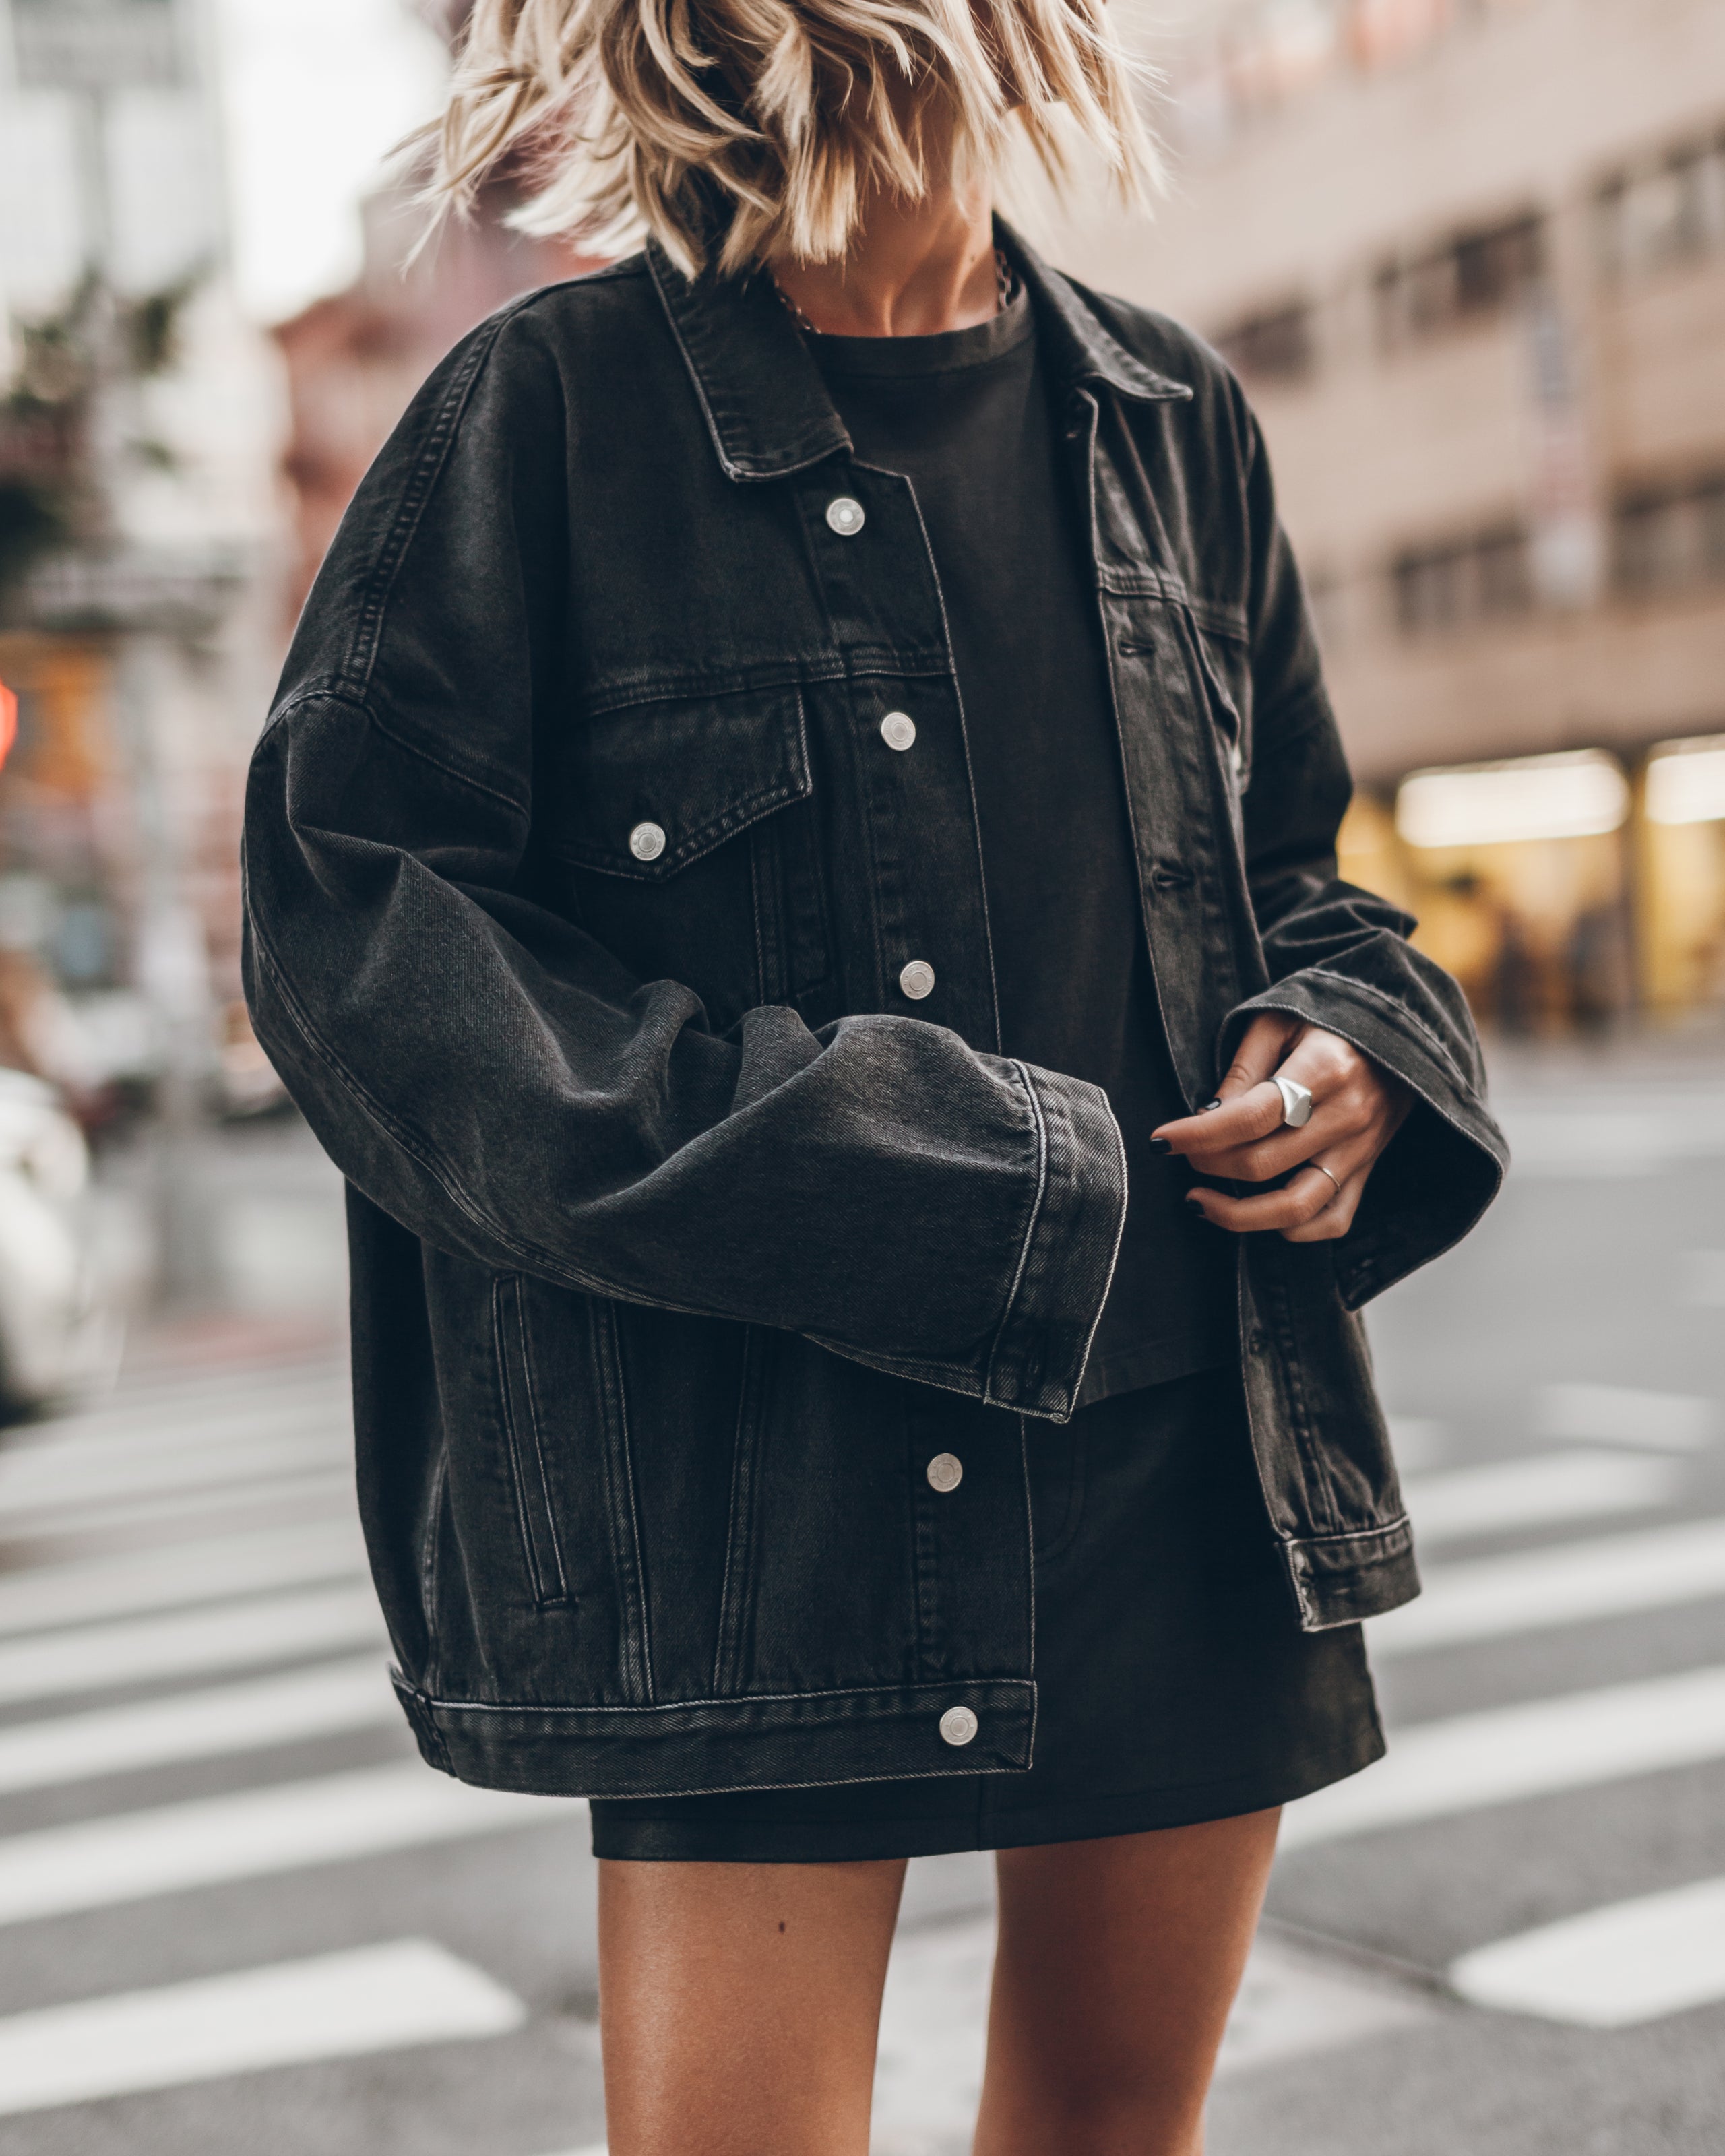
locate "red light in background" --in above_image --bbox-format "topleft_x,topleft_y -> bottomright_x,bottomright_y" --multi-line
0,681 -> 15,772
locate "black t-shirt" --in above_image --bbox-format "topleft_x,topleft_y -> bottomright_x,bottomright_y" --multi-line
809,292 -> 1234,1401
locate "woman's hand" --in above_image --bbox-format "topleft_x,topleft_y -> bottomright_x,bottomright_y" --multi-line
1151,1014 -> 1412,1242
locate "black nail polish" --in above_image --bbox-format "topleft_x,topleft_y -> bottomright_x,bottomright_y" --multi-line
1201,1098 -> 1222,1112
1149,1136 -> 1173,1155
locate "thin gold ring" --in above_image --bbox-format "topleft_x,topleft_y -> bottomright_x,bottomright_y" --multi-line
1310,1162 -> 1343,1204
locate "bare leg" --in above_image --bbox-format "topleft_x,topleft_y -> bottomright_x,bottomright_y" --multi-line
973,1809 -> 1282,2156
598,1855 -> 908,2156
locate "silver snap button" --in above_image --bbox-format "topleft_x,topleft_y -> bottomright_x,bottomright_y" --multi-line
628,821 -> 666,862
881,711 -> 916,752
939,1705 -> 978,1748
825,496 -> 866,537
926,1453 -> 963,1494
899,959 -> 935,1001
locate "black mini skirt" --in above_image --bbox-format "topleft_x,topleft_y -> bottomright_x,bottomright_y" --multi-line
590,1364 -> 1383,1862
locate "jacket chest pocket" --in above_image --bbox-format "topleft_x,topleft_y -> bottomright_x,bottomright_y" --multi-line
551,685 -> 832,1030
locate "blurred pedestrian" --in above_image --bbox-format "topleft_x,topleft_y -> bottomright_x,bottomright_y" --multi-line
243,0 -> 1507,2148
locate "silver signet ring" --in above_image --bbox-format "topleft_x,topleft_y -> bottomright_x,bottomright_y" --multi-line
1273,1074 -> 1314,1129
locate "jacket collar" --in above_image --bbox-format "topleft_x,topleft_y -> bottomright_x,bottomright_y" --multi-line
647,219 -> 1192,484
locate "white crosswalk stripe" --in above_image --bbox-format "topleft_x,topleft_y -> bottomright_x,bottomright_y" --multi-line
0,1583 -> 384,1707
9,1370 -> 345,1453
0,1463 -> 355,1550
1283,1663 -> 1725,1849
1533,1382 -> 1719,1453
0,1763 -> 574,1928
1402,1449 -> 1680,1546
1449,1876 -> 1725,2027
0,1519 -> 365,1639
0,1426 -> 350,1518
0,1655 -> 399,1795
0,1940 -> 524,2117
0,1389 -> 347,1491
1372,1515 -> 1725,1657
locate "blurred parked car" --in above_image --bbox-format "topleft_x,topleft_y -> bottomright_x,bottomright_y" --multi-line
0,1067 -> 104,1414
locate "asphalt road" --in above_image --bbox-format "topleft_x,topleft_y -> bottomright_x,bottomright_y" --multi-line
1,1038 -> 1722,2154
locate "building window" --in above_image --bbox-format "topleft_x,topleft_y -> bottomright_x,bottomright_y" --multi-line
1375,213 -> 1546,347
1596,133 -> 1725,284
1213,301 -> 1316,385
1393,526 -> 1533,635
1614,476 -> 1725,596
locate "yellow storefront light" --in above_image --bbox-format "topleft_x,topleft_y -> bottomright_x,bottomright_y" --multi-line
1395,750 -> 1630,850
1645,736 -> 1725,827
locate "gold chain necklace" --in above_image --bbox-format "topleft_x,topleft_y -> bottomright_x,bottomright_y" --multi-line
772,247 -> 1017,336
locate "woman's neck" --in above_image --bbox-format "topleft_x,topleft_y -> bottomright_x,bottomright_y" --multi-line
769,174 -> 999,338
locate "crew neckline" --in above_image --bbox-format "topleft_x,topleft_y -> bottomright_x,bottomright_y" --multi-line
803,286 -> 1034,378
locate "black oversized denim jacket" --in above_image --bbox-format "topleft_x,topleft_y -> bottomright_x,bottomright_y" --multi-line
243,227 -> 1506,1799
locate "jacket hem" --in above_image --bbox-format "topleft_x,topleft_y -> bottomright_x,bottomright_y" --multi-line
391,1673 -> 1037,1798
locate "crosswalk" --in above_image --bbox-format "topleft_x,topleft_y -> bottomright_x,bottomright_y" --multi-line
0,1942 -> 524,2118
1450,1875 -> 1725,2027
1283,1662 -> 1725,1849
0,1517 -> 364,1635
0,1653 -> 401,1794
0,1763 -> 555,1928
0,1336 -> 1721,2145
0,1581 -> 383,1707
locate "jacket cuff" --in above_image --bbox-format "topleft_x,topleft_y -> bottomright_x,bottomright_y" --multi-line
982,1063 -> 1128,1422
1220,972 -> 1507,1308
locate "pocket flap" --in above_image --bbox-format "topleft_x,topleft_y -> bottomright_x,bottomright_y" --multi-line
557,685 -> 811,880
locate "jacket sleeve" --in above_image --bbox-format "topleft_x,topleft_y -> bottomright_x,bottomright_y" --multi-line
242,300 -> 1125,1420
1216,390 -> 1508,1308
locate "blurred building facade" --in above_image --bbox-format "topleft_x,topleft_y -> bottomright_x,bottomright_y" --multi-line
1057,0 -> 1725,1028
1,0 -> 596,1141
0,0 -> 285,1118
274,189 -> 594,624
271,0 -> 600,621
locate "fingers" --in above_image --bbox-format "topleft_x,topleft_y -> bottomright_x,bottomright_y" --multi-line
1280,1163 -> 1366,1242
1153,1021 -> 1412,1247
1156,1027 -> 1408,1179
1186,1160 -> 1358,1240
1183,1101 -> 1357,1185
1153,1079 -> 1292,1163
1152,1013 -> 1309,1160
1173,1081 -> 1390,1184
1214,1013 -> 1303,1104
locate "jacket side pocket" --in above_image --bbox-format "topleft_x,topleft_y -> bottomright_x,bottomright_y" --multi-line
712,1327 -> 775,1696
589,1298 -> 657,1705
491,1275 -> 571,1609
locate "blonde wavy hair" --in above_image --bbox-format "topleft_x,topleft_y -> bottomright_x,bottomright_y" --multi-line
418,0 -> 1159,278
